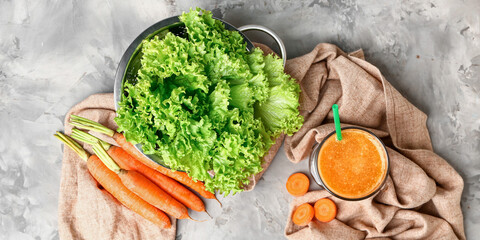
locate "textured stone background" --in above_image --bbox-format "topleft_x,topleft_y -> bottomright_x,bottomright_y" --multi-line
1,0 -> 478,239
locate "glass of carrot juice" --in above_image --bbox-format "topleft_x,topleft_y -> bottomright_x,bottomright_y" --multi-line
309,126 -> 390,201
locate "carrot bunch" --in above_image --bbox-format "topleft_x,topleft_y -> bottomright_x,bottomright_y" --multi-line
54,132 -> 171,228
55,115 -> 222,228
69,115 -> 219,204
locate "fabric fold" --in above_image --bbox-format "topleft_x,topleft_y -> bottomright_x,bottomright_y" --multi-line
283,43 -> 464,240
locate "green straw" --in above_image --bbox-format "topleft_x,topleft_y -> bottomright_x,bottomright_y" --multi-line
332,104 -> 342,141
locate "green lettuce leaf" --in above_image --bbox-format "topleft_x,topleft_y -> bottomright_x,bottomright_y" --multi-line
255,82 -> 303,136
115,8 -> 303,195
255,53 -> 303,136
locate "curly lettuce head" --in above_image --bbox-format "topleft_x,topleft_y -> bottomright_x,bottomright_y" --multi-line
115,8 -> 303,195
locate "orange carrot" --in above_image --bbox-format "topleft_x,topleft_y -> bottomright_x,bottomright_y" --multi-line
113,132 -> 219,204
54,132 -> 171,228
314,198 -> 337,222
87,155 -> 171,227
292,203 -> 314,226
92,143 -> 197,220
69,114 -> 220,205
118,169 -> 192,219
286,173 -> 310,197
107,145 -> 207,213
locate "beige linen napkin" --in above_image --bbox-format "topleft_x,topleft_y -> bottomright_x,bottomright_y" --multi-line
283,43 -> 465,239
58,94 -> 176,240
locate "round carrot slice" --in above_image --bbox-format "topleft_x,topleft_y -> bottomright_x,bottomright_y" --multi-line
314,198 -> 337,222
292,203 -> 314,226
286,173 -> 310,196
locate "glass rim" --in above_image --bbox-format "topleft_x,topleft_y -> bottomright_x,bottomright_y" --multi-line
309,126 -> 390,201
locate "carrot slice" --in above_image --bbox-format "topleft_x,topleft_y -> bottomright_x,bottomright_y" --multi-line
314,198 -> 337,222
286,173 -> 310,196
292,203 -> 314,226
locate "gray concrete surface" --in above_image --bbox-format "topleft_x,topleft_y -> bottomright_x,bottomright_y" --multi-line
1,0 -> 479,239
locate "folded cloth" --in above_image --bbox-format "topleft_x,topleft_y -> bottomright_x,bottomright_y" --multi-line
283,43 -> 465,239
58,93 -> 176,240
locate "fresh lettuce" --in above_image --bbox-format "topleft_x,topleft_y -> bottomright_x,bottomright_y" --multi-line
115,8 -> 303,195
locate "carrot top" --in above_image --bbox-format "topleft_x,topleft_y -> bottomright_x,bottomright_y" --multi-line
286,173 -> 310,197
92,143 -> 121,174
292,203 -> 314,226
70,114 -> 115,137
314,198 -> 337,223
71,128 -> 111,151
54,132 -> 89,161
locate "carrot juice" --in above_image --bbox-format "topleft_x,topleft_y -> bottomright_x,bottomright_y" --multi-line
317,128 -> 388,199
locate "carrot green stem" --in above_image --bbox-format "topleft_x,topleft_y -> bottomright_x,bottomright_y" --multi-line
70,115 -> 115,137
92,142 -> 121,174
332,104 -> 342,141
71,128 -> 111,151
54,131 -> 89,161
